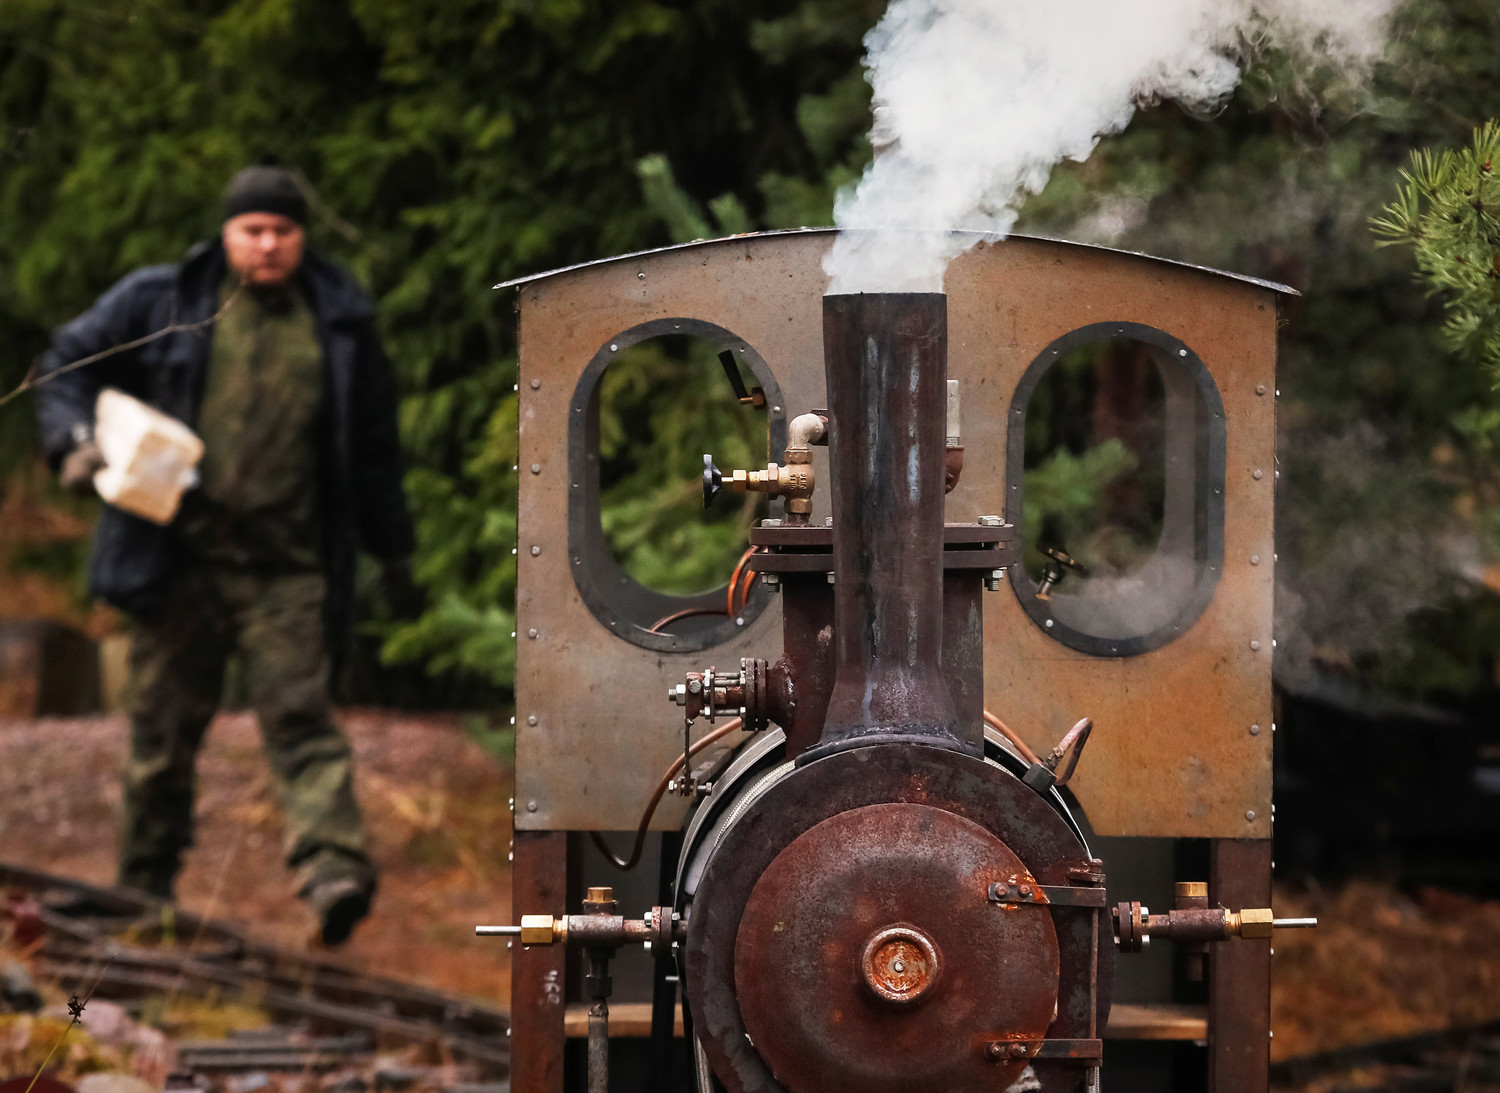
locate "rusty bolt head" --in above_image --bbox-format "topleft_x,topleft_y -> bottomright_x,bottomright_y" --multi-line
860,924 -> 941,1005
1009,1043 -> 1029,1059
986,1043 -> 1005,1060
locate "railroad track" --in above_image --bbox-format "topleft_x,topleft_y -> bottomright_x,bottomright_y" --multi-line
1271,1021 -> 1500,1092
0,862 -> 511,1077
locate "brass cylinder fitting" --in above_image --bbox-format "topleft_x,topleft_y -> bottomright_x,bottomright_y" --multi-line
1229,907 -> 1275,940
520,914 -> 566,945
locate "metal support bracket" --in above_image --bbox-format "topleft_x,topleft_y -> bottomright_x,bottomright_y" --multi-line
988,881 -> 1107,907
986,1038 -> 1103,1063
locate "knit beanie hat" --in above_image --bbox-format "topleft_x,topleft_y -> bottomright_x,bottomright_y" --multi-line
223,165 -> 307,224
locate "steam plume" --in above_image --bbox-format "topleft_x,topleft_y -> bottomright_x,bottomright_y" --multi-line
825,0 -> 1398,293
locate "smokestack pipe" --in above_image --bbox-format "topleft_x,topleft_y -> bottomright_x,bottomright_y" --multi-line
806,292 -> 963,760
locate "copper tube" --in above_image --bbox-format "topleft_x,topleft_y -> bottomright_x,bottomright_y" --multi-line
591,718 -> 746,870
983,710 -> 1042,767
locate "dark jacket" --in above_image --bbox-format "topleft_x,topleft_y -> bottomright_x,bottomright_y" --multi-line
34,240 -> 416,641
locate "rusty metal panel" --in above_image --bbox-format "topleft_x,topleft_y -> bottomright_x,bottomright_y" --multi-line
1208,839 -> 1273,1093
512,231 -> 1276,838
510,830 -> 567,1093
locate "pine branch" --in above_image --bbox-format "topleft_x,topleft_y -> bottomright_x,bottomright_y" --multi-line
1372,120 -> 1500,384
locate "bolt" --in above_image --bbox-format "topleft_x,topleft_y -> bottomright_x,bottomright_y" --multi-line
1250,639 -> 1261,651
892,959 -> 905,973
1044,619 -> 1055,629
527,800 -> 538,813
826,572 -> 835,584
1250,554 -> 1260,565
530,378 -> 541,389
530,545 -> 541,556
1019,885 -> 1032,897
1256,384 -> 1266,395
1010,1043 -> 1028,1058
1253,468 -> 1264,480
978,514 -> 1003,527
1250,724 -> 1261,736
528,628 -> 538,639
527,715 -> 538,726
688,679 -> 702,694
986,1043 -> 1005,1060
1246,809 -> 1257,822
530,463 -> 541,474
825,516 -> 834,527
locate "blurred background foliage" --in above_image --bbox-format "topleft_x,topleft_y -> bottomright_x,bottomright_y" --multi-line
597,335 -> 763,597
3,0 -> 1500,709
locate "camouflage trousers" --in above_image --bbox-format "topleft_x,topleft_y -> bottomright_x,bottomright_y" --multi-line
120,564 -> 374,901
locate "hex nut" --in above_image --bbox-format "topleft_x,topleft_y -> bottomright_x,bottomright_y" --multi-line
520,915 -> 558,945
1238,907 -> 1274,939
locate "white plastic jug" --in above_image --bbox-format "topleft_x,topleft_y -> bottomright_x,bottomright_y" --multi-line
92,388 -> 204,525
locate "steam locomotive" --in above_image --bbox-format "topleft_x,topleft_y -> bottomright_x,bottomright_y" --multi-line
479,228 -> 1311,1093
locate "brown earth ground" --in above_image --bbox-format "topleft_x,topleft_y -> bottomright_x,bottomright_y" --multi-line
0,710 -> 513,1005
1,709 -> 1500,1070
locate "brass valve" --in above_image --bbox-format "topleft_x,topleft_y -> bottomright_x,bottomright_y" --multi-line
1113,899 -> 1316,952
477,902 -> 684,950
730,461 -> 815,516
704,410 -> 826,522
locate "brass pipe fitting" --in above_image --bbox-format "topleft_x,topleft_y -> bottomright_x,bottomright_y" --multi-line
730,462 -> 815,516
721,411 -> 826,521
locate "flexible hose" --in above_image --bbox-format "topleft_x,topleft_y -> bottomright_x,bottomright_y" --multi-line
591,718 -> 747,871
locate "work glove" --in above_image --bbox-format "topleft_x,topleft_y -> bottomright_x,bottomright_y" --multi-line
59,440 -> 105,496
380,559 -> 426,620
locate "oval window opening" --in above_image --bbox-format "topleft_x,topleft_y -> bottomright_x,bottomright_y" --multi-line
600,335 -> 766,595
568,319 -> 787,653
1008,324 -> 1224,656
1022,337 -> 1166,582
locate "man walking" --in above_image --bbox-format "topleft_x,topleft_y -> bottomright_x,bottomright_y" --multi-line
34,165 -> 416,946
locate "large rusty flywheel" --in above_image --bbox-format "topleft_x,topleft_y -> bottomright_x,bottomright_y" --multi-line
734,803 -> 1060,1093
684,744 -> 1112,1093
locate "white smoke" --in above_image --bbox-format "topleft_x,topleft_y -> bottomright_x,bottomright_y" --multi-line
824,0 -> 1398,293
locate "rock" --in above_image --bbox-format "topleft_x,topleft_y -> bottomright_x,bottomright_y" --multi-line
77,1074 -> 155,1093
226,1073 -> 271,1093
76,999 -> 135,1046
0,961 -> 42,1012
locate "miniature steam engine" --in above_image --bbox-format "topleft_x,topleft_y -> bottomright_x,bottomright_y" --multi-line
481,230 -> 1311,1093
